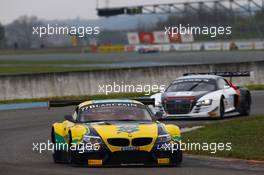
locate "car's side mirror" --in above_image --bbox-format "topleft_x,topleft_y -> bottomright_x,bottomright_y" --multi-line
154,111 -> 164,120
64,115 -> 75,123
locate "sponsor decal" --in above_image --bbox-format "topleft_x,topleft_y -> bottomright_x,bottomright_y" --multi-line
116,125 -> 139,137
174,78 -> 211,83
81,103 -> 139,111
121,146 -> 139,151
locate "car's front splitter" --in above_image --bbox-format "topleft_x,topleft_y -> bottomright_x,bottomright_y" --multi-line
69,145 -> 182,166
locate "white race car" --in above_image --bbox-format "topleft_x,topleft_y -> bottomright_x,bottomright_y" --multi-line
152,72 -> 251,119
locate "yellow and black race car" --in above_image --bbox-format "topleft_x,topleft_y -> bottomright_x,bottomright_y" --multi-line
50,99 -> 182,167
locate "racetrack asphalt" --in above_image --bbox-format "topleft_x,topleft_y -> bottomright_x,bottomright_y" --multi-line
0,91 -> 263,175
0,51 -> 264,69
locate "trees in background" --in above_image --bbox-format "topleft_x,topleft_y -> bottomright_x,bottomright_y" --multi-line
0,23 -> 5,48
5,15 -> 44,48
1,10 -> 263,49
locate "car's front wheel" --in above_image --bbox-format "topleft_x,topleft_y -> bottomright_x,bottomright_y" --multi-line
173,150 -> 183,167
67,132 -> 80,166
51,128 -> 68,163
170,142 -> 183,167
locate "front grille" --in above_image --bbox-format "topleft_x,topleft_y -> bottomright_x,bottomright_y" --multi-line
107,138 -> 129,146
132,138 -> 153,146
164,98 -> 195,114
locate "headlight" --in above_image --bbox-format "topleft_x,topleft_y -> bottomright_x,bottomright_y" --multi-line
196,99 -> 212,106
156,134 -> 171,143
83,135 -> 102,144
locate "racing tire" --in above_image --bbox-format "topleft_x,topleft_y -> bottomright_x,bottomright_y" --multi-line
219,97 -> 225,119
170,144 -> 183,167
67,133 -> 74,164
51,128 -> 68,163
173,150 -> 183,167
67,133 -> 80,166
238,93 -> 251,116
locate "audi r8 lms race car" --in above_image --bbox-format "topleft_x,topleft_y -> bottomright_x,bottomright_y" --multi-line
151,72 -> 251,119
50,99 -> 182,166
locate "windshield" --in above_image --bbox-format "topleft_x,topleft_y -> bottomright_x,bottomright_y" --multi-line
78,103 -> 152,122
166,79 -> 216,92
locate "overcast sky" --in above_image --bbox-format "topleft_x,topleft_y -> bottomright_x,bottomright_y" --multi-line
0,0 -> 193,24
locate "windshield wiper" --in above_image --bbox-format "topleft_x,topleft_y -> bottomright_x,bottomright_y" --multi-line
188,82 -> 203,91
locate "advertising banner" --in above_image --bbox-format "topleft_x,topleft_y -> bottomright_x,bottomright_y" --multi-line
168,32 -> 181,43
254,41 -> 264,50
97,45 -> 125,53
192,43 -> 203,51
180,32 -> 194,43
153,31 -> 170,43
127,33 -> 140,45
125,45 -> 136,52
139,32 -> 155,44
173,44 -> 192,51
204,42 -> 222,51
236,42 -> 253,50
222,42 -> 231,51
161,44 -> 171,51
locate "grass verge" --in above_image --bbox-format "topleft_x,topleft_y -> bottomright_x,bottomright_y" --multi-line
0,60 -> 115,75
0,92 -> 152,104
182,115 -> 264,161
246,84 -> 264,91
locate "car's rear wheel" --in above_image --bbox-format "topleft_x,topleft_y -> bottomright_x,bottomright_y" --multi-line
219,97 -> 225,119
239,93 -> 251,116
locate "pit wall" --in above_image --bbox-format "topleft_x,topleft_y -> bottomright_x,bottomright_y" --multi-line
0,61 -> 263,100
94,41 -> 264,53
126,41 -> 264,53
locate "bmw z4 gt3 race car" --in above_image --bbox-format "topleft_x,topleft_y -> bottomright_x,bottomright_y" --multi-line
151,72 -> 251,119
50,99 -> 182,166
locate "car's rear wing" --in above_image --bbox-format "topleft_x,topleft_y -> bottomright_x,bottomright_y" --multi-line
48,97 -> 155,108
132,97 -> 155,106
183,71 -> 250,77
49,100 -> 83,108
